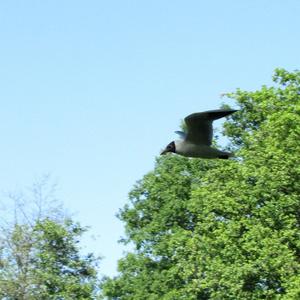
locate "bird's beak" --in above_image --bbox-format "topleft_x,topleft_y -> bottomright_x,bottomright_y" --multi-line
160,149 -> 168,155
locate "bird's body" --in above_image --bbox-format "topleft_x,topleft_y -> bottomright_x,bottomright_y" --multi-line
174,140 -> 232,158
161,109 -> 238,159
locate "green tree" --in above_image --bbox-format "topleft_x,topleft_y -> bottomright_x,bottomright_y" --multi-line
0,178 -> 101,299
101,69 -> 300,299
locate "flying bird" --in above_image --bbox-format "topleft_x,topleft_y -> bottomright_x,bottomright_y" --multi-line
161,109 -> 238,159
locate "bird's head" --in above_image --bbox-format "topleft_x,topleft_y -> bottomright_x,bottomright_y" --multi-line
161,141 -> 176,155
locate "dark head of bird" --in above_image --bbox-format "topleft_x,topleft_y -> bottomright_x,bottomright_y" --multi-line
161,141 -> 176,155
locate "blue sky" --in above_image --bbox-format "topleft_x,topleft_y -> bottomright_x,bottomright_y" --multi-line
0,1 -> 299,276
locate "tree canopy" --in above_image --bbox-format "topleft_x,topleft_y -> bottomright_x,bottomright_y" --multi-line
0,178 -> 101,299
101,69 -> 300,299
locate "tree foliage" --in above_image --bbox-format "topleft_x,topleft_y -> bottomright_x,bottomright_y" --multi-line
101,69 -> 300,299
0,178 -> 101,299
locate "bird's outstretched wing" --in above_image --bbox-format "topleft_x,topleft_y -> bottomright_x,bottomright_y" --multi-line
184,109 -> 237,145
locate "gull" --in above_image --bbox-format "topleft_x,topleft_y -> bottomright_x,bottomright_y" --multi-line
161,109 -> 238,159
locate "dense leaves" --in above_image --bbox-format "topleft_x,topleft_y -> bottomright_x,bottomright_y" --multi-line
101,69 -> 300,299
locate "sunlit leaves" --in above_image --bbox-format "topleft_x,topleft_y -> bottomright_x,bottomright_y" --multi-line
101,69 -> 300,299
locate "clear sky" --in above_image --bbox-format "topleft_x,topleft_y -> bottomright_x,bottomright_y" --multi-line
0,1 -> 299,276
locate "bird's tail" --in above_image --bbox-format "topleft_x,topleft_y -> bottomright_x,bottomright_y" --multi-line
218,151 -> 234,159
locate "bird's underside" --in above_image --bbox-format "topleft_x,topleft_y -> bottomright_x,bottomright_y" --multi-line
174,142 -> 233,159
